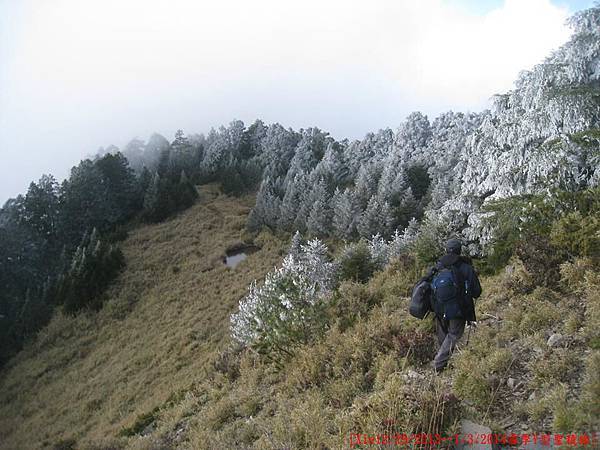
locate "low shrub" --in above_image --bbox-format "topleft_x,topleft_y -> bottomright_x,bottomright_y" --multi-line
515,235 -> 564,288
532,348 -> 580,385
551,211 -> 600,259
337,241 -> 377,283
453,331 -> 513,409
328,281 -> 382,332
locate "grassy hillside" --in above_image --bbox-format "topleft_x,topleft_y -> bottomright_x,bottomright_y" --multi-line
0,185 -> 286,449
135,259 -> 597,450
1,186 -> 598,450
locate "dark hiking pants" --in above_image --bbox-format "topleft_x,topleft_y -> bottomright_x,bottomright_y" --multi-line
433,315 -> 466,370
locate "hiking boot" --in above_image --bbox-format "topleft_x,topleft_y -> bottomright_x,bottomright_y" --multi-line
432,362 -> 445,374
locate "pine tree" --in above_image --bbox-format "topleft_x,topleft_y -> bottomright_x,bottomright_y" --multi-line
292,175 -> 314,233
138,166 -> 153,201
144,133 -> 170,170
358,196 -> 394,239
21,174 -> 60,239
312,141 -> 349,190
307,179 -> 331,237
278,173 -> 307,231
354,164 -> 381,209
59,230 -> 125,314
368,234 -> 389,270
171,129 -> 190,150
260,123 -> 300,180
289,231 -> 303,260
388,217 -> 420,258
247,179 -> 280,232
143,172 -> 161,221
176,170 -> 198,209
230,237 -> 334,359
123,138 -> 145,172
332,188 -> 361,240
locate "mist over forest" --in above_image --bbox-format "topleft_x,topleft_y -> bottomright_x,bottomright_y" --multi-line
0,2 -> 599,449
1,0 -> 585,204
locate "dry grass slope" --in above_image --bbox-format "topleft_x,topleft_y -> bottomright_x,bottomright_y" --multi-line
0,185 -> 286,450
1,186 -> 598,450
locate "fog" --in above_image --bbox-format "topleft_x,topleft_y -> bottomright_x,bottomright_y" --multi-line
0,0 -> 591,203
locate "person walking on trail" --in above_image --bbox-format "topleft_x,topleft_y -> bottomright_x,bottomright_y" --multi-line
428,238 -> 482,373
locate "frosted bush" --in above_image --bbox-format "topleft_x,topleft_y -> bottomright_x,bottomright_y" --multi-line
230,237 -> 335,356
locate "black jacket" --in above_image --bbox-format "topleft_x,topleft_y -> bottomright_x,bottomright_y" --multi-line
429,254 -> 482,322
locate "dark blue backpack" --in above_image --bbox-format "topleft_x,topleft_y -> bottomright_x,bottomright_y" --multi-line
409,279 -> 432,319
431,266 -> 464,320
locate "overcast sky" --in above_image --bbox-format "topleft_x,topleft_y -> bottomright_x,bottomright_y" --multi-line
0,0 -> 595,203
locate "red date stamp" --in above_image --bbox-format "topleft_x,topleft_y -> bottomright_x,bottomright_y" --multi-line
348,432 -> 598,448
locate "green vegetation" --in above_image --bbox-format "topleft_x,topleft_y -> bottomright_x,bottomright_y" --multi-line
56,228 -> 125,314
337,241 -> 377,283
569,127 -> 600,147
0,185 -> 285,449
548,84 -> 600,98
481,186 -> 600,273
0,185 -> 599,449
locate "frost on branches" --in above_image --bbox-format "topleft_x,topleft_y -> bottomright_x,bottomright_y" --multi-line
230,237 -> 336,358
242,5 -> 599,255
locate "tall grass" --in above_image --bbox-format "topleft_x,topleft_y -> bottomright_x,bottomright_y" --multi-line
0,185 -> 285,449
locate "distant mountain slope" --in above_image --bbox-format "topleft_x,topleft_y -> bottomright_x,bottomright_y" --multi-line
0,185 -> 285,449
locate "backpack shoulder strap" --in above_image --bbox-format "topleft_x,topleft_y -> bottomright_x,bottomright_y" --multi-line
424,266 -> 438,282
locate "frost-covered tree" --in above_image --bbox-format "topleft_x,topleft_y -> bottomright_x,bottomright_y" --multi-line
394,111 -> 432,163
343,129 -> 393,178
354,163 -> 382,209
230,238 -> 335,360
368,234 -> 389,270
296,238 -> 337,295
306,179 -> 332,237
388,218 -> 420,259
332,188 -> 361,240
311,141 -> 349,190
289,230 -> 303,259
278,173 -> 308,230
292,175 -> 314,233
357,196 -> 394,239
259,124 -> 300,180
247,179 -> 281,232
284,128 -> 331,187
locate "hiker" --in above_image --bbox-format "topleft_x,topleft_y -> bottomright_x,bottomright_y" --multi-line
427,238 -> 481,373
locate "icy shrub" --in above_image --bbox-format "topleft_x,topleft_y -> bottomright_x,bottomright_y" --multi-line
230,238 -> 335,361
368,234 -> 390,270
412,217 -> 447,266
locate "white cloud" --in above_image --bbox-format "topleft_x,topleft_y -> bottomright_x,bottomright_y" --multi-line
0,0 -> 573,201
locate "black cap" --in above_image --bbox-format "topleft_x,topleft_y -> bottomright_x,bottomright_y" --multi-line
445,238 -> 462,255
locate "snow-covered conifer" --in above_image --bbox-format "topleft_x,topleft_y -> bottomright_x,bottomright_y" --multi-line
357,196 -> 394,239
332,188 -> 361,240
306,179 -> 331,237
